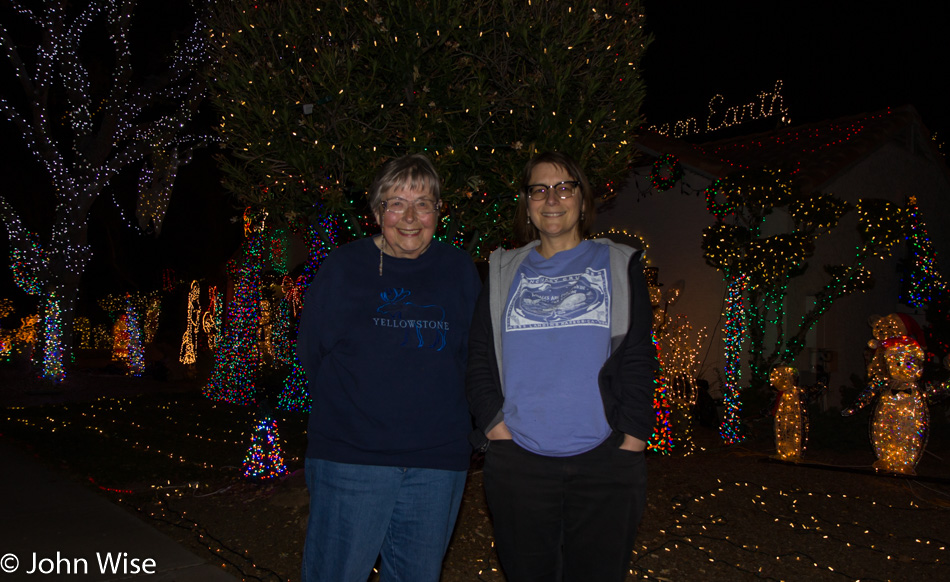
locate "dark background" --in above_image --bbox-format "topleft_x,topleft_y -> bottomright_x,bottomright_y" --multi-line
641,1 -> 949,138
1,0 -> 947,318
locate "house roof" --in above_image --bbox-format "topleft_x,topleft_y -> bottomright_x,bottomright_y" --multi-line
635,105 -> 947,192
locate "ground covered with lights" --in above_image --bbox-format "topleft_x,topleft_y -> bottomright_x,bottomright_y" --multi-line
2,369 -> 949,582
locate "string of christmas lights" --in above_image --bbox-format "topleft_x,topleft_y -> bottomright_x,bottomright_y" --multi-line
125,298 -> 145,377
650,154 -> 683,192
0,0 -> 210,373
144,295 -> 161,346
4,394 -> 948,582
42,292 -> 65,382
202,286 -> 224,352
180,281 -> 201,365
901,195 -> 947,309
631,478 -> 949,581
277,355 -> 312,413
111,315 -> 129,364
771,366 -> 807,462
203,227 -> 263,406
720,274 -> 747,444
207,0 -> 650,258
242,414 -> 289,481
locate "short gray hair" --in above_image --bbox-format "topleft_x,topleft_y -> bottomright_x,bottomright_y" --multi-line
368,154 -> 441,213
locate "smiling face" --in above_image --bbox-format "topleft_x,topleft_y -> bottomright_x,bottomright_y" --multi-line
375,185 -> 439,259
885,342 -> 925,383
527,162 -> 585,251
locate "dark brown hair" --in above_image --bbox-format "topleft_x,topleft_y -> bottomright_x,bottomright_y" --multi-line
513,151 -> 596,244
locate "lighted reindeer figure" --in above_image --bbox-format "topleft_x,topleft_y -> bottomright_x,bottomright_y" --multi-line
377,288 -> 447,351
648,276 -> 706,454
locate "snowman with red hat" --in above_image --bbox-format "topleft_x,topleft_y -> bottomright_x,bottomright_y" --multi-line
844,313 -> 944,474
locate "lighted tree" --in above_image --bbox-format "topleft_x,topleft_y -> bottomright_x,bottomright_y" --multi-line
207,0 -> 652,257
702,168 -> 905,441
901,195 -> 947,309
0,0 -> 209,379
125,298 -> 144,377
203,213 -> 264,405
243,411 -> 289,481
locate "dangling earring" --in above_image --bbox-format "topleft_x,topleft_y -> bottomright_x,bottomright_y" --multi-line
378,237 -> 385,276
580,211 -> 585,222
527,217 -> 531,225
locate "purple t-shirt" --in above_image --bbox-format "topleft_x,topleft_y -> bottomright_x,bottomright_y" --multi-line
501,240 -> 613,456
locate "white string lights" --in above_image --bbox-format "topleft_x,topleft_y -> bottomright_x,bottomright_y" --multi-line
0,0 -> 210,378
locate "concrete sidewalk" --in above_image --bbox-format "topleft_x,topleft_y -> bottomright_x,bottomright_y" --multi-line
0,438 -> 238,581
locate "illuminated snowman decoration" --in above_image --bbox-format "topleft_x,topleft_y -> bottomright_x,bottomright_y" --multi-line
870,336 -> 929,475
771,366 -> 806,462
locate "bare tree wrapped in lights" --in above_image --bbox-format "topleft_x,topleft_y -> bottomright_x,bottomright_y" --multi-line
206,0 -> 652,257
0,0 -> 210,380
702,168 -> 905,443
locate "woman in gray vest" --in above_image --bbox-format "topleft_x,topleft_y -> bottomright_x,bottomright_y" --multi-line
467,151 -> 658,581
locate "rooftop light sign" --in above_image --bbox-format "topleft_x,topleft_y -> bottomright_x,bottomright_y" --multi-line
647,80 -> 790,139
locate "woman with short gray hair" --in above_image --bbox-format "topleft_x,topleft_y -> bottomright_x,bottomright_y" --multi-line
297,153 -> 481,582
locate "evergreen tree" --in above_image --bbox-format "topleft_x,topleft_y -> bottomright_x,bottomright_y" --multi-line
243,411 -> 288,481
901,195 -> 948,309
207,0 -> 652,257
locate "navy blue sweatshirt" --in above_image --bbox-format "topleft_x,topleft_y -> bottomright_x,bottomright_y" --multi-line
297,237 -> 481,471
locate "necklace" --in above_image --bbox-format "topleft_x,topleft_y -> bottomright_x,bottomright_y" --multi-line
376,235 -> 432,276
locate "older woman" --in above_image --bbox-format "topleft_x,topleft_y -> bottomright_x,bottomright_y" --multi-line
467,151 -> 657,581
297,154 -> 481,582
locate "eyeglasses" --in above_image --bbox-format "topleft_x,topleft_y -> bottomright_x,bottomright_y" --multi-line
381,197 -> 441,215
526,181 -> 579,201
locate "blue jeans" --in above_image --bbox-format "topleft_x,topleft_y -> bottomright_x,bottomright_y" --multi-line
301,458 -> 466,582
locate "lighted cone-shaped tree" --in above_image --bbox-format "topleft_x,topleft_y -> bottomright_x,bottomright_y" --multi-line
125,301 -> 145,377
243,412 -> 289,481
902,195 -> 948,309
203,211 -> 264,406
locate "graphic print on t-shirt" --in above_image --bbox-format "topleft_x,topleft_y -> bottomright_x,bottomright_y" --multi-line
505,267 -> 609,331
374,287 -> 448,350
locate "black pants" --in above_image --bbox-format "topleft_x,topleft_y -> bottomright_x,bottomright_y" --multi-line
483,432 -> 647,582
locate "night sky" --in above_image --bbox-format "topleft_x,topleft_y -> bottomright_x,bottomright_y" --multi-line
640,1 -> 950,138
2,1 -> 948,314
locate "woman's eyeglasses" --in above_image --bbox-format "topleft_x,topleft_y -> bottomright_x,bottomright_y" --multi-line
526,181 -> 579,201
381,197 -> 440,215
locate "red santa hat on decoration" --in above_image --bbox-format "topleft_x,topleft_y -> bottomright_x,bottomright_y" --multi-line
894,313 -> 927,352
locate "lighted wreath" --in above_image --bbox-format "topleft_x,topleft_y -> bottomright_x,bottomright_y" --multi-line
651,154 -> 683,191
704,179 -> 733,218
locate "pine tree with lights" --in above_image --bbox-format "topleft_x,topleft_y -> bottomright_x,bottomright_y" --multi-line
207,0 -> 652,258
0,0 -> 210,380
243,409 -> 289,481
277,355 -> 312,413
901,195 -> 947,309
702,168 -> 906,442
125,299 -> 145,377
203,212 -> 264,406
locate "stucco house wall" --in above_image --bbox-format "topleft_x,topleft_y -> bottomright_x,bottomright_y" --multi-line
596,109 -> 950,409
